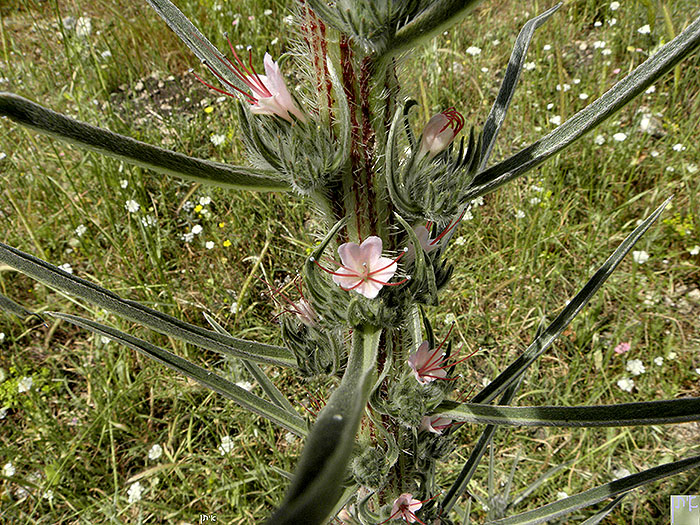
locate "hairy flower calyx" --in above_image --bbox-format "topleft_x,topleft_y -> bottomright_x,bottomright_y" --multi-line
417,107 -> 465,160
312,236 -> 409,299
192,36 -> 305,123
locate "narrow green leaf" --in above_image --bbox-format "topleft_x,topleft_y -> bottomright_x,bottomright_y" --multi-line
0,93 -> 290,192
265,325 -> 381,525
465,15 -> 700,201
580,495 -> 626,525
479,3 -> 561,170
488,455 -> 700,524
144,0 -> 250,95
436,397 -> 700,427
378,0 -> 483,62
49,312 -> 307,436
0,291 -> 37,321
0,242 -> 297,367
203,312 -> 296,414
472,198 -> 670,405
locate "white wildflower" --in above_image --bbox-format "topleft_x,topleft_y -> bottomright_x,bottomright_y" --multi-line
667,351 -> 677,360
210,134 -> 226,146
617,377 -> 634,392
199,196 -> 212,206
218,435 -> 235,455
632,250 -> 649,264
191,224 -> 203,235
530,197 -> 541,205
75,17 -> 92,38
466,46 -> 482,56
17,376 -> 33,393
653,356 -> 664,366
141,215 -> 156,227
120,179 -> 129,189
3,462 -> 15,477
454,236 -> 466,246
127,481 -> 143,503
148,444 -> 163,461
645,86 -> 656,94
75,224 -> 87,237
543,44 -> 552,51
594,134 -> 605,145
608,18 -> 617,26
0,406 -> 8,419
515,209 -> 525,219
626,359 -> 646,376
612,132 -> 627,142
205,241 -> 215,250
43,489 -> 54,502
601,48 -> 612,56
549,115 -> 562,126
579,93 -> 589,100
672,143 -> 685,152
612,467 -> 631,480
125,200 -> 140,213
0,332 -> 5,342
235,381 -> 254,392
58,263 -> 73,274
637,25 -> 651,35
101,49 -> 112,59
523,61 -> 536,71
593,41 -> 606,49
689,246 -> 700,255
610,2 -> 620,10
182,232 -> 194,243
264,9 -> 273,15
556,491 -> 569,500
230,301 -> 239,314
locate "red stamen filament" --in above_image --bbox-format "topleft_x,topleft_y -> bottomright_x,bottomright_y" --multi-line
430,207 -> 467,246
438,106 -> 465,135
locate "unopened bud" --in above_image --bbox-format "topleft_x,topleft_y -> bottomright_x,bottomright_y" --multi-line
417,108 -> 465,160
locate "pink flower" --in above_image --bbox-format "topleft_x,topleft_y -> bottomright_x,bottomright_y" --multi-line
383,493 -> 423,524
314,236 -> 408,299
194,43 -> 305,123
409,340 -> 449,384
614,341 -> 631,355
418,108 -> 465,160
420,415 -> 453,434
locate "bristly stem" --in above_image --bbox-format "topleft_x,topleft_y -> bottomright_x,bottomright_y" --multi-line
340,35 -> 366,240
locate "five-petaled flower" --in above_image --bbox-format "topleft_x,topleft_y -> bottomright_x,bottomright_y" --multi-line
384,493 -> 423,524
194,39 -> 305,123
418,108 -> 465,160
314,236 -> 408,299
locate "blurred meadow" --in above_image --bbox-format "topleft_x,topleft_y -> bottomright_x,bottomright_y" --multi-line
0,0 -> 699,523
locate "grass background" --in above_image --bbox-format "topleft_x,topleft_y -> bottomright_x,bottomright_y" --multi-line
1,0 -> 699,523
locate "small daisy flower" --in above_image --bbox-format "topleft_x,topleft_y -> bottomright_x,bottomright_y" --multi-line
593,41 -> 606,49
17,376 -> 33,393
612,132 -> 627,142
199,196 -> 212,206
632,250 -> 649,264
672,143 -> 685,152
645,85 -> 656,94
120,179 -> 129,189
556,491 -> 569,500
543,44 -> 552,51
125,200 -> 140,213
523,61 -> 536,71
205,241 -> 215,250
127,481 -> 143,503
0,332 -> 5,343
549,115 -> 562,126
235,381 -> 254,391
148,444 -> 163,461
601,48 -> 612,56
626,359 -> 646,376
218,435 -> 235,455
653,356 -> 664,366
617,377 -> 635,392
610,2 -> 620,10
515,209 -> 525,219
612,467 -> 631,479
689,246 -> 700,255
191,224 -> 203,235
43,489 -> 54,502
667,351 -> 677,360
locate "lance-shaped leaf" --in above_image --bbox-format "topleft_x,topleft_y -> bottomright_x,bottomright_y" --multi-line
376,0 -> 483,62
0,93 -> 290,192
204,312 -> 295,414
265,325 -> 381,525
464,15 -> 700,201
435,397 -> 700,427
488,455 -> 700,525
0,291 -> 38,321
478,3 -> 561,171
472,197 -> 670,405
49,312 -> 307,436
144,0 -> 250,95
0,242 -> 296,368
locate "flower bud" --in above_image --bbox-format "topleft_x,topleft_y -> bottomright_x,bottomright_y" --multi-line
417,108 -> 465,160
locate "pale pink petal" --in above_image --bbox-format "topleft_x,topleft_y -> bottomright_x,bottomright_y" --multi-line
355,279 -> 384,299
360,236 -> 383,264
331,269 -> 362,291
337,242 -> 364,272
408,341 -> 430,373
368,256 -> 397,284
